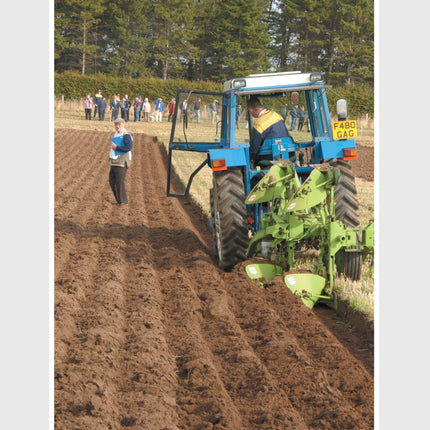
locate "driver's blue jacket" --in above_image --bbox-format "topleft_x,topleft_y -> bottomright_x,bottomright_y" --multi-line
249,109 -> 289,165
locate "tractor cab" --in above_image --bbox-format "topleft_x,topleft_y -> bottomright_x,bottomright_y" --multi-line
167,71 -> 357,198
167,71 -> 362,276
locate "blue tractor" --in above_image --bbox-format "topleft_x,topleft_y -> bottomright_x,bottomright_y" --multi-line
167,71 -> 361,279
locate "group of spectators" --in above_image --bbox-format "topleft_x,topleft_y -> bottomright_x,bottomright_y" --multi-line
177,98 -> 220,124
84,91 -> 173,122
130,96 -> 153,122
84,91 -> 225,125
84,91 -> 308,131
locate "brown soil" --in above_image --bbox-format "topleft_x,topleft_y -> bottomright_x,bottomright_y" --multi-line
55,129 -> 374,430
351,145 -> 374,182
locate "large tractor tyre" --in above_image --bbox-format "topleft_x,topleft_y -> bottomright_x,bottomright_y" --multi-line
209,188 -> 217,253
326,158 -> 362,281
210,169 -> 249,271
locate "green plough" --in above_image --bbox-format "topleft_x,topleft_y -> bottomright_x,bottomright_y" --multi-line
244,161 -> 374,309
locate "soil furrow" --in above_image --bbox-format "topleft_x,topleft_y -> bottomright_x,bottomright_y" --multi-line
260,276 -> 374,416
133,135 -> 239,428
224,263 -> 374,429
55,233 -> 127,429
54,130 -> 107,202
160,253 -> 309,429
157,263 -> 245,429
54,129 -> 374,430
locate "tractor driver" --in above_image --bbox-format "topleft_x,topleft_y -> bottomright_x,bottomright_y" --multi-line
247,96 -> 290,167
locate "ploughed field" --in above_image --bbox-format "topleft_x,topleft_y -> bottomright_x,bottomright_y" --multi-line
54,129 -> 374,429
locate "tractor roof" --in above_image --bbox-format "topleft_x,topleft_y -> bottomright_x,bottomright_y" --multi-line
223,71 -> 328,95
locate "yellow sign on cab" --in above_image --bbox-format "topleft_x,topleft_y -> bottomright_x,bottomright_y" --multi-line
332,120 -> 357,140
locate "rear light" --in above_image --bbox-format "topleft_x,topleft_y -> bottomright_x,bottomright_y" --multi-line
248,217 -> 254,224
212,159 -> 227,171
343,148 -> 358,160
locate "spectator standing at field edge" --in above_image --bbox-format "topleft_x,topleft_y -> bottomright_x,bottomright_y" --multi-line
142,98 -> 151,121
133,97 -> 142,122
155,98 -> 165,122
84,93 -> 93,120
290,104 -> 299,131
236,104 -> 242,129
167,97 -> 176,122
109,118 -> 133,205
209,99 -> 220,124
121,95 -> 130,122
180,99 -> 188,123
93,90 -> 103,119
98,97 -> 107,121
280,103 -> 288,125
110,94 -> 120,121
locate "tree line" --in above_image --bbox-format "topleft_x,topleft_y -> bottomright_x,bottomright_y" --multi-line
55,0 -> 374,86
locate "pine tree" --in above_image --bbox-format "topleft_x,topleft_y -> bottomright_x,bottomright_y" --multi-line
54,0 -> 106,74
293,0 -> 330,72
204,0 -> 271,81
267,0 -> 300,70
54,0 -> 374,84
324,0 -> 374,84
101,0 -> 152,77
146,0 -> 197,79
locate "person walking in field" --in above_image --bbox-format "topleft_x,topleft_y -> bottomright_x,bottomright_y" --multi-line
109,118 -> 133,205
191,98 -> 201,123
84,93 -> 93,120
155,98 -> 165,122
297,106 -> 307,131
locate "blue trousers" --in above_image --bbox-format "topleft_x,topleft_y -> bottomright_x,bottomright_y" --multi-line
191,109 -> 200,122
291,117 -> 297,130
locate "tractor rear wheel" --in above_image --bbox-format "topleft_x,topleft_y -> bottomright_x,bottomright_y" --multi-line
210,169 -> 248,271
327,158 -> 362,281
